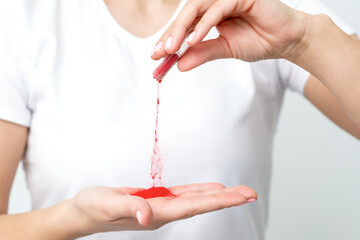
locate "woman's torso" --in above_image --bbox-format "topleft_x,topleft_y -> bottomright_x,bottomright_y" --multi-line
21,0 -> 289,239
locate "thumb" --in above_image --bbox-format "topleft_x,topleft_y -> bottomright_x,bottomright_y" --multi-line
177,35 -> 232,72
111,195 -> 153,227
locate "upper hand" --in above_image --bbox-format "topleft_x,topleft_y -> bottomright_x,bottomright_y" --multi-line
72,183 -> 257,234
151,0 -> 309,71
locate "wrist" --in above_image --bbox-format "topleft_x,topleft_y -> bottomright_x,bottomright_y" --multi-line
286,12 -> 354,77
46,198 -> 94,240
282,11 -> 314,62
286,13 -> 337,66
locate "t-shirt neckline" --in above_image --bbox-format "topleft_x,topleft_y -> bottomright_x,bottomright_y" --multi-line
92,0 -> 185,44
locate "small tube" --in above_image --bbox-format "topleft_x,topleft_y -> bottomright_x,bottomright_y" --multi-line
153,41 -> 190,82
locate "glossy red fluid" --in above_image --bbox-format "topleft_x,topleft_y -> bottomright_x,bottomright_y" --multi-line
132,187 -> 175,199
153,53 -> 179,82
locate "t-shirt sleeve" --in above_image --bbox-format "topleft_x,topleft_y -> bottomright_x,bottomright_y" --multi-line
278,0 -> 356,95
0,1 -> 31,127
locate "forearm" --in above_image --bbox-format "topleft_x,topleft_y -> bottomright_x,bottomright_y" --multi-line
0,199 -> 90,240
305,75 -> 360,140
290,14 -> 360,128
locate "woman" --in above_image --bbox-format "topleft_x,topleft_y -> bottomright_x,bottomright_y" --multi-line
0,0 -> 359,239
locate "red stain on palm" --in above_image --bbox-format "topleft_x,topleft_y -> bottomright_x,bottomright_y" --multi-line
132,187 -> 175,199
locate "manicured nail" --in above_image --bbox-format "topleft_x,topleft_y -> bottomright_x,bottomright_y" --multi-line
136,210 -> 142,225
165,36 -> 173,50
246,198 -> 257,203
186,31 -> 196,43
235,203 -> 246,207
151,42 -> 163,56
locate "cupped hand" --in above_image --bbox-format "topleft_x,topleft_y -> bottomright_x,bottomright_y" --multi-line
151,0 -> 309,71
73,183 -> 257,234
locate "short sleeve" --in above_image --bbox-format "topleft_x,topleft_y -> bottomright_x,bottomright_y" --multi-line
0,1 -> 31,127
278,0 -> 356,95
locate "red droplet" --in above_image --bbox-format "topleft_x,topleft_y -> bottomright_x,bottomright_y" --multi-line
132,187 -> 176,199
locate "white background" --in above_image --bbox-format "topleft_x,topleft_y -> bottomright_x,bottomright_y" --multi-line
8,0 -> 360,239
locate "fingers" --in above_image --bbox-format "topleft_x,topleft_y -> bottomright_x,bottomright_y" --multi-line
177,187 -> 225,197
169,182 -> 225,195
152,0 -> 254,60
172,184 -> 257,201
187,0 -> 257,46
166,190 -> 248,220
186,0 -> 239,46
178,185 -> 258,199
177,35 -> 232,71
157,184 -> 257,221
151,0 -> 215,60
224,185 -> 258,201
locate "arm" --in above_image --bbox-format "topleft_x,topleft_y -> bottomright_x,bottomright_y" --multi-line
291,17 -> 360,128
0,120 -> 257,239
0,120 -> 87,239
305,75 -> 360,140
152,0 -> 360,131
0,120 -> 27,213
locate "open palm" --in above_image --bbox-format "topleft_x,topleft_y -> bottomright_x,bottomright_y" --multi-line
74,183 -> 257,233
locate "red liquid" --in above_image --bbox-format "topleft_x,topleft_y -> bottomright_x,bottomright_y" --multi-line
132,187 -> 175,199
133,60 -> 180,198
153,54 -> 179,82
150,81 -> 163,186
150,54 -> 180,185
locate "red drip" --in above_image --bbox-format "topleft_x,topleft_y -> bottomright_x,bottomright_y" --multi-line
153,54 -> 179,82
132,187 -> 175,199
150,81 -> 163,186
146,62 -> 178,189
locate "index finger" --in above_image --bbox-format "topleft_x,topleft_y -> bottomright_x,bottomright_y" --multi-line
187,0 -> 253,46
162,190 -> 248,221
152,0 -> 215,59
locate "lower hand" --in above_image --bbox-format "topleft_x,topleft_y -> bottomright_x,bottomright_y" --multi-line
72,183 -> 257,235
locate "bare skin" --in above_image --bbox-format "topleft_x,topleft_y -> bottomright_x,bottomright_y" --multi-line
104,0 -> 180,38
0,2 -> 259,239
107,0 -> 360,140
1,0 -> 359,239
0,119 -> 257,239
305,76 -> 360,140
151,0 -> 360,135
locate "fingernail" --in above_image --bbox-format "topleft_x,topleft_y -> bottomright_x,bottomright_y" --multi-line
186,31 -> 196,43
136,210 -> 142,225
151,42 -> 163,56
246,198 -> 257,203
235,203 -> 246,207
165,36 -> 173,50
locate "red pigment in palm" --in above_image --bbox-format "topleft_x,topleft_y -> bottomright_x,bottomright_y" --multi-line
132,187 -> 175,199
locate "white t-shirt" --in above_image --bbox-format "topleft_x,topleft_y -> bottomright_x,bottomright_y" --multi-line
0,0 -> 354,239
